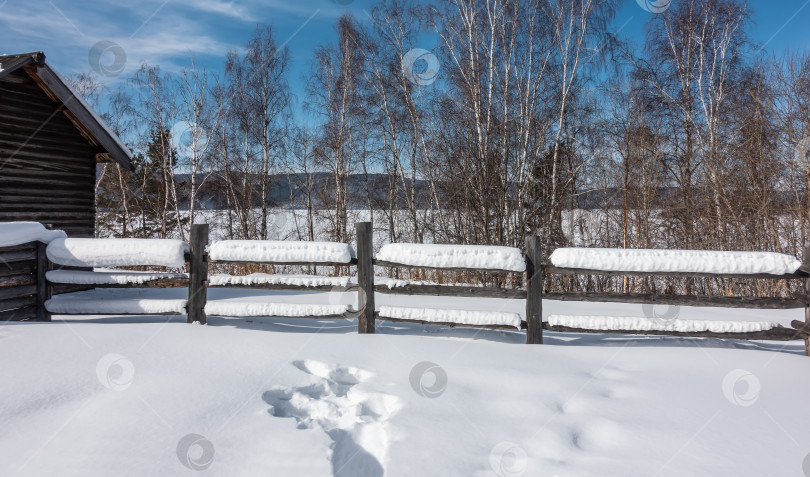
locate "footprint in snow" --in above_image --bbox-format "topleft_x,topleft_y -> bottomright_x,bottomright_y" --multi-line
263,359 -> 402,477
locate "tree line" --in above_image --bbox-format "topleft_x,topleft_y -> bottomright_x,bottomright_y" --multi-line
84,0 -> 810,270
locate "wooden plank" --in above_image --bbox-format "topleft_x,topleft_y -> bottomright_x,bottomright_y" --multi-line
0,285 -> 36,300
0,275 -> 36,288
373,259 -> 520,274
75,278 -> 190,289
51,311 -> 184,316
0,185 -> 94,197
210,283 -> 359,292
0,243 -> 36,253
52,284 -> 94,295
0,203 -> 95,213
0,165 -> 94,180
0,211 -> 94,220
0,149 -> 95,167
36,241 -> 51,321
213,312 -> 359,320
0,250 -> 37,263
0,260 -> 35,277
376,313 -> 518,331
209,259 -> 358,267
0,112 -> 91,136
545,265 -> 808,281
0,305 -> 37,322
187,224 -> 208,324
0,195 -> 94,206
0,132 -> 92,152
356,222 -> 375,334
0,295 -> 36,312
0,127 -> 93,151
525,235 -> 543,344
543,323 -> 802,341
0,176 -> 96,188
543,292 -> 806,309
374,284 -> 527,299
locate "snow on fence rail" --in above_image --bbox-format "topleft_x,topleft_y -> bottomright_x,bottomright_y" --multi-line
208,240 -> 356,265
5,220 -> 810,355
548,248 -> 808,279
47,238 -> 189,268
375,243 -> 525,272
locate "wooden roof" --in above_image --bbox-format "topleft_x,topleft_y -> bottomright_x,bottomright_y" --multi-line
0,51 -> 133,170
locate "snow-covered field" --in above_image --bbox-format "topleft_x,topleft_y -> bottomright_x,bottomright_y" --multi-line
2,287 -> 809,477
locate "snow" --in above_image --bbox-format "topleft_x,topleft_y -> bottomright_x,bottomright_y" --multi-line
376,243 -> 526,272
2,286 -> 809,476
209,273 -> 352,288
0,221 -> 66,247
549,247 -> 803,275
205,301 -> 351,317
379,305 -> 522,329
547,315 -> 779,333
208,240 -> 355,264
46,238 -> 189,268
380,277 -> 435,289
45,297 -> 187,314
46,269 -> 188,285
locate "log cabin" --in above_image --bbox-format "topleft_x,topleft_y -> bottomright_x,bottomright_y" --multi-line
0,51 -> 132,237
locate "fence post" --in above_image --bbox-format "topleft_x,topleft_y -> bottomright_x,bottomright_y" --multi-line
188,224 -> 209,325
803,246 -> 810,356
35,241 -> 52,322
356,222 -> 375,334
525,235 -> 543,344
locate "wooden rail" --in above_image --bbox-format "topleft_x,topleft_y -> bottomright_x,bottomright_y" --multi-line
542,292 -> 805,309
543,323 -> 802,341
375,284 -> 526,299
373,259 -> 518,274
545,265 -> 809,280
376,312 -> 519,331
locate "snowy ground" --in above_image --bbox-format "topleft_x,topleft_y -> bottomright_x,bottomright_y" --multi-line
2,288 -> 810,476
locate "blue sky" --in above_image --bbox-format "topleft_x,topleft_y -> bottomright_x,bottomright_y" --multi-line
2,0 -> 810,116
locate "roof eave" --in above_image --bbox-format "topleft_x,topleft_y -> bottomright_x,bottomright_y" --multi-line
0,51 -> 134,171
33,64 -> 134,171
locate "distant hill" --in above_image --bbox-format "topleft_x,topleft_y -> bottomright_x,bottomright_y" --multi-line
151,173 -> 797,211
173,172 -> 433,211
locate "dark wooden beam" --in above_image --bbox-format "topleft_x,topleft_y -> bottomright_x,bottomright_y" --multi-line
375,284 -> 526,299
187,224 -> 209,324
373,259 -> 520,274
543,292 -> 806,309
525,235 -> 543,344
543,323 -> 802,341
356,222 -> 375,334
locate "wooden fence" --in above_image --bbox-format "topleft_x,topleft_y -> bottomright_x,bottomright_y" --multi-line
3,222 -> 809,355
0,241 -> 47,322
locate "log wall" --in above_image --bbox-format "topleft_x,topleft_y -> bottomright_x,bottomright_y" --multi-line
0,243 -> 38,321
0,69 -> 96,238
